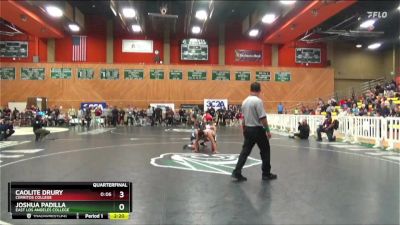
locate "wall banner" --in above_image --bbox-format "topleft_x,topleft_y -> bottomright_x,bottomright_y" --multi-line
204,99 -> 228,111
80,102 -> 107,110
150,103 -> 175,112
122,40 -> 153,53
235,49 -> 262,62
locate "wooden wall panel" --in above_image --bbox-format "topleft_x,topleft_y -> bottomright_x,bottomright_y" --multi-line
0,63 -> 334,112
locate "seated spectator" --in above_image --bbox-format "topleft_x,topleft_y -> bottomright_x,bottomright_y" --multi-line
289,119 -> 310,140
294,107 -> 299,115
316,112 -> 336,142
3,106 -> 11,119
0,119 -> 15,141
57,113 -> 66,126
68,106 -> 77,119
351,104 -> 359,115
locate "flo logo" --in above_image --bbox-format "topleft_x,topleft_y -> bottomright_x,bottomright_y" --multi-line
150,153 -> 261,175
367,11 -> 387,19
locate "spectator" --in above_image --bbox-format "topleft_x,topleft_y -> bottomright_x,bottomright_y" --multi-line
68,106 -> 77,119
209,106 -> 216,118
0,119 -> 15,141
289,119 -> 310,140
11,107 -> 19,121
95,106 -> 103,127
216,107 -> 224,126
294,107 -> 299,115
127,106 -> 134,126
155,107 -> 162,125
277,102 -> 284,114
166,108 -> 174,126
316,112 -> 336,142
84,107 -> 92,128
203,111 -> 213,124
147,106 -> 154,126
111,106 -> 119,127
32,115 -> 50,141
105,106 -> 112,127
119,107 -> 125,125
54,106 -> 60,126
179,108 -> 185,123
3,106 -> 11,119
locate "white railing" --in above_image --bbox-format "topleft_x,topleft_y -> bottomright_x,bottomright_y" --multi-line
268,114 -> 400,150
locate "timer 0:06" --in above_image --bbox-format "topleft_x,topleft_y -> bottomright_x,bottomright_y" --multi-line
100,192 -> 112,197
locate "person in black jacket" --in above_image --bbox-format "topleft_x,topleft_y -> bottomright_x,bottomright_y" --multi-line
111,106 -> 119,127
316,112 -> 336,142
0,119 -> 15,141
289,119 -> 310,139
154,107 -> 162,125
33,115 -> 50,141
84,107 -> 92,128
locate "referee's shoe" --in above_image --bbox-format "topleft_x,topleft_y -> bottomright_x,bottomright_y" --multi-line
231,173 -> 247,182
262,173 -> 278,180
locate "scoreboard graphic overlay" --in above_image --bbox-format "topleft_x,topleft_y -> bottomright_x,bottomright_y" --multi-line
8,182 -> 132,220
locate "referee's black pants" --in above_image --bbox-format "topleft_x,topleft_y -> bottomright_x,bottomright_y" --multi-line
233,126 -> 271,176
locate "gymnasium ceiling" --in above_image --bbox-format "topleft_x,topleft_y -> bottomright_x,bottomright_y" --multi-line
0,0 -> 399,49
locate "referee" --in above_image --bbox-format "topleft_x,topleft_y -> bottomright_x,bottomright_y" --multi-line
232,82 -> 277,182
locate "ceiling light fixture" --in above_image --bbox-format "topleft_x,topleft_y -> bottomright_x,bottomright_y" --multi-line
280,1 -> 296,5
195,10 -> 208,20
68,24 -> 80,32
367,43 -> 381,50
249,29 -> 259,37
122,8 -> 136,18
110,5 -> 117,16
132,25 -> 142,32
356,44 -> 362,48
261,13 -> 276,24
192,26 -> 201,34
45,6 -> 63,18
398,5 -> 400,11
360,19 -> 376,28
